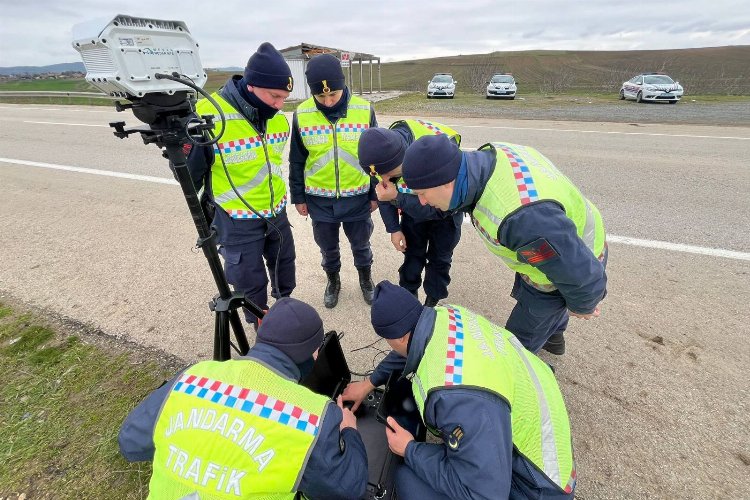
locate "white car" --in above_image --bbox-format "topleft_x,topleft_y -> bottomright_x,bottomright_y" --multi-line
427,73 -> 456,99
486,73 -> 517,99
619,73 -> 684,104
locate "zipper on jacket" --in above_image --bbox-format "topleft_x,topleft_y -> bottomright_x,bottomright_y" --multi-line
261,134 -> 276,217
331,118 -> 340,198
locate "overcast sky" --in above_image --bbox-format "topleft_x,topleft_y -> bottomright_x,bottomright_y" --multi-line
1,0 -> 748,67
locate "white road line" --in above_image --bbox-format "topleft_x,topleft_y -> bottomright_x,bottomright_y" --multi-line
606,235 -> 750,261
0,106 -> 113,113
23,120 -> 110,127
0,158 -> 177,185
2,157 -> 749,261
457,124 -> 750,141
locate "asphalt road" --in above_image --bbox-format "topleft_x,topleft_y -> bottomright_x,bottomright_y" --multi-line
1,104 -> 749,499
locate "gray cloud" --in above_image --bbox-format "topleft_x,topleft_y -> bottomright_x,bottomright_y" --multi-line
0,0 -> 748,67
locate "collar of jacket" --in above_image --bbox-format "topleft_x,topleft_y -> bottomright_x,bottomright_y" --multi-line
451,147 -> 497,213
241,342 -> 302,381
402,307 -> 437,376
219,75 -> 263,131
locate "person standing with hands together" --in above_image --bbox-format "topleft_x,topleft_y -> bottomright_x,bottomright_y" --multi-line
289,53 -> 379,309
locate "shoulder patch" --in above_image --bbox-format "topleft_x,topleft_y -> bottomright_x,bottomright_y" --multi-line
517,238 -> 559,266
447,425 -> 464,450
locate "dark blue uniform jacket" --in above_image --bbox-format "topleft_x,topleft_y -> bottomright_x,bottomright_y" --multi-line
370,308 -> 574,500
118,343 -> 368,500
288,87 -> 378,223
377,124 -> 463,233
450,147 -> 607,314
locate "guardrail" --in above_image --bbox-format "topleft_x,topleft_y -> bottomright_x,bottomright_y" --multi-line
0,91 -> 115,99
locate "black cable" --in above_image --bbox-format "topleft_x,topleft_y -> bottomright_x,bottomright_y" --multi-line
213,133 -> 284,310
154,72 -> 226,146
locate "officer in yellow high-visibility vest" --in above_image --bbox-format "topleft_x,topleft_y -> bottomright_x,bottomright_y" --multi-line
357,122 -> 463,307
186,42 -> 297,330
119,298 -> 368,499
401,134 -> 608,355
343,281 -> 576,500
289,54 -> 379,309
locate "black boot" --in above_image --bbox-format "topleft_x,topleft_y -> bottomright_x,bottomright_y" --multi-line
424,296 -> 439,307
357,267 -> 375,305
542,332 -> 566,355
324,271 -> 341,309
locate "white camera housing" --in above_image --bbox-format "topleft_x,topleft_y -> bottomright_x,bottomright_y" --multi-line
72,14 -> 207,98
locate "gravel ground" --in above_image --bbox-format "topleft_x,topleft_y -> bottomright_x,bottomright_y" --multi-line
369,92 -> 750,127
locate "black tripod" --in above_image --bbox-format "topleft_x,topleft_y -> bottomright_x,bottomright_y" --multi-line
110,90 -> 262,361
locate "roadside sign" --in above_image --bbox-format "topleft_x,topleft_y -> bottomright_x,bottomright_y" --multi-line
340,52 -> 354,67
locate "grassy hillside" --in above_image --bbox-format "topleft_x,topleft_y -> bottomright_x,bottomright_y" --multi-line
1,46 -> 748,100
379,46 -> 750,95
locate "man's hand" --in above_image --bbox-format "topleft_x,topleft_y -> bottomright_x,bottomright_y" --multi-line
385,417 -> 414,457
337,395 -> 357,431
341,379 -> 375,412
295,203 -> 308,216
370,200 -> 378,213
375,178 -> 398,202
390,231 -> 407,253
569,305 -> 600,320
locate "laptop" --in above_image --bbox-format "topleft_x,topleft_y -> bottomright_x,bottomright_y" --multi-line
300,331 -> 421,500
300,331 -> 351,400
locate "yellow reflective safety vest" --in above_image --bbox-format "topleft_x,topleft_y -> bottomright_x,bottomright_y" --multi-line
412,305 -> 576,494
471,142 -> 606,287
195,94 -> 290,219
389,119 -> 462,195
149,359 -> 329,499
295,95 -> 371,198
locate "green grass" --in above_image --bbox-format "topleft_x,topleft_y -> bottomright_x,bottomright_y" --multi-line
0,302 -> 178,498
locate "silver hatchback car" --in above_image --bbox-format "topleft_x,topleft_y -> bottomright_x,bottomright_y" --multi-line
620,73 -> 684,104
486,73 -> 517,99
427,73 -> 456,99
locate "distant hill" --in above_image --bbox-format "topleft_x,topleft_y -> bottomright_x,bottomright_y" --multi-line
381,45 -> 750,95
0,62 -> 85,76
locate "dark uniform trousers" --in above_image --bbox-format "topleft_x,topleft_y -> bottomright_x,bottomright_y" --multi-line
219,213 -> 296,324
505,273 -> 570,353
399,213 -> 461,300
312,218 -> 374,272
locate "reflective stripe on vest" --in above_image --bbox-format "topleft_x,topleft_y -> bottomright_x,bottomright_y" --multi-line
411,306 -> 576,493
149,360 -> 329,499
195,94 -> 289,219
471,142 -> 606,287
296,96 -> 371,198
387,119 -> 462,196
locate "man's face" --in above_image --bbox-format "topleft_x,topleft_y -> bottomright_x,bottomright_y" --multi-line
314,89 -> 343,108
412,181 -> 455,211
248,86 -> 291,110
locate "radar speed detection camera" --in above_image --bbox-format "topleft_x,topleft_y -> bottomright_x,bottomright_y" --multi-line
72,14 -> 206,98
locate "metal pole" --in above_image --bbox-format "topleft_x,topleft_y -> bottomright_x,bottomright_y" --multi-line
378,58 -> 382,92
359,56 -> 365,95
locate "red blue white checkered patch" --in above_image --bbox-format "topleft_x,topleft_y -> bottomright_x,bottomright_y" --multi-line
300,125 -> 333,137
173,372 -> 321,436
417,120 -> 445,135
501,145 -> 539,204
226,195 -> 287,219
444,307 -> 465,386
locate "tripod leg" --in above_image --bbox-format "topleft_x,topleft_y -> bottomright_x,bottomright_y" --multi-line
214,310 -> 231,361
229,309 -> 250,355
